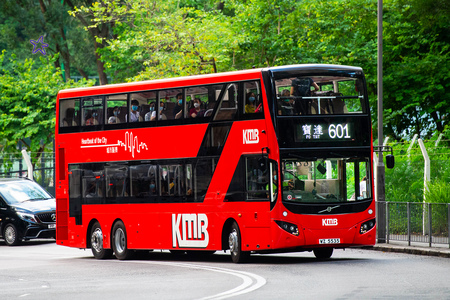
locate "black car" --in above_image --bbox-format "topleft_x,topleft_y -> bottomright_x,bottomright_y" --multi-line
0,178 -> 56,246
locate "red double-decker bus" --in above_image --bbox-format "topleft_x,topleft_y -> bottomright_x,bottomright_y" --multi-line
55,64 -> 375,262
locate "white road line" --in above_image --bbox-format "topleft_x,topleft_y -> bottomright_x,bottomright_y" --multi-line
120,260 -> 266,300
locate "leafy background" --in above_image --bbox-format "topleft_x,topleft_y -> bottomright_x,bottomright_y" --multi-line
0,0 -> 449,201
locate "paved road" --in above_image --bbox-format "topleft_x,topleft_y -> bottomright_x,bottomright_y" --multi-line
1,240 -> 449,299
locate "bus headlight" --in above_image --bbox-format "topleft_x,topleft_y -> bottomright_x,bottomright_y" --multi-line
360,219 -> 376,234
275,220 -> 299,236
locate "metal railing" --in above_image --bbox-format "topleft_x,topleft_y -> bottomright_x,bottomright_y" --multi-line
377,201 -> 450,248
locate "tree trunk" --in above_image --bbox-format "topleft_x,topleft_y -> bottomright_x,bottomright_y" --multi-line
431,111 -> 444,132
94,41 -> 108,85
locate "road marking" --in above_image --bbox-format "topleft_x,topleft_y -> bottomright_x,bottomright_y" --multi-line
121,260 -> 266,300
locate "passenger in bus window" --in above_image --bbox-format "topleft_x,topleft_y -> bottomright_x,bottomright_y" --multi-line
112,106 -> 121,123
266,170 -> 278,198
291,77 -> 319,97
360,176 -> 367,198
189,98 -> 205,118
145,102 -> 167,121
85,113 -> 94,125
173,93 -> 183,119
149,180 -> 157,196
144,102 -> 156,121
245,92 -> 257,113
85,112 -> 99,125
127,100 -> 142,122
291,77 -> 319,115
278,89 -> 295,116
108,116 -> 117,124
63,108 -> 77,127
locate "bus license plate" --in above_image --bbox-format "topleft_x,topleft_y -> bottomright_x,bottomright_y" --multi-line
319,238 -> 340,244
48,224 -> 56,229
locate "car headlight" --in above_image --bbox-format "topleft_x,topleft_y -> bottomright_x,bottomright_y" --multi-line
17,211 -> 38,223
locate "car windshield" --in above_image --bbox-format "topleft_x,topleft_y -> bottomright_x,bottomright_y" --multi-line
281,157 -> 371,203
0,181 -> 52,204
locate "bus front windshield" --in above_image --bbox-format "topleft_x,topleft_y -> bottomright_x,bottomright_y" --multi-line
275,76 -> 367,115
281,157 -> 371,203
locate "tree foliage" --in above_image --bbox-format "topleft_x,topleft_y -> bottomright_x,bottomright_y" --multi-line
0,0 -> 449,144
0,50 -> 94,164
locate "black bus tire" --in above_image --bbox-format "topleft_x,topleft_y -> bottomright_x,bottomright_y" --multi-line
90,222 -> 113,259
111,221 -> 133,260
228,222 -> 249,263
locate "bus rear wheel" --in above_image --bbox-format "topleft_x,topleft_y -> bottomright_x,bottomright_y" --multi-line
228,222 -> 249,263
313,248 -> 333,259
90,222 -> 112,259
112,221 -> 133,260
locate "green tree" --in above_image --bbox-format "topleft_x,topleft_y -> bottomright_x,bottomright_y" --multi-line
382,0 -> 450,139
0,0 -> 98,81
0,50 -> 94,165
227,0 -> 300,68
82,0 -> 238,82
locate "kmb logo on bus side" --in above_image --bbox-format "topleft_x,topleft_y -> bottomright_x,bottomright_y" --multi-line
243,129 -> 259,144
172,213 -> 209,248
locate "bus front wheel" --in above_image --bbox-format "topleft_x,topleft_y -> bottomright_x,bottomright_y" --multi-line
90,222 -> 113,259
111,221 -> 133,260
313,248 -> 333,259
228,222 -> 249,263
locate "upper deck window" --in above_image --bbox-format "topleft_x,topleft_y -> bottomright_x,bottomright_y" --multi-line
58,79 -> 263,134
60,99 -> 80,127
106,94 -> 127,124
275,76 -> 367,115
82,97 -> 103,126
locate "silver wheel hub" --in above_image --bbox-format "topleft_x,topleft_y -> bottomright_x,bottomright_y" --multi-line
114,228 -> 126,254
91,228 -> 103,253
5,226 -> 16,244
228,229 -> 238,254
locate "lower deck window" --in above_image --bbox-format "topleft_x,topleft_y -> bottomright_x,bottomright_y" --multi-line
68,158 -> 215,207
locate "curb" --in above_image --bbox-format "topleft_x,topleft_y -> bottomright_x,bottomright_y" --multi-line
370,244 -> 450,258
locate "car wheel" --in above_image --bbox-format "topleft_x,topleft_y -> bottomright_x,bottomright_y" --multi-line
313,248 -> 333,259
90,222 -> 113,259
228,222 -> 249,263
4,223 -> 21,246
111,221 -> 133,260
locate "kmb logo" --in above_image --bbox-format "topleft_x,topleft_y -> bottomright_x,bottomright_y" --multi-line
243,129 -> 259,144
172,213 -> 209,248
322,218 -> 338,226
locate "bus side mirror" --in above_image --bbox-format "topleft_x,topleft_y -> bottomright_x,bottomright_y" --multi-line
386,155 -> 395,169
258,158 -> 267,171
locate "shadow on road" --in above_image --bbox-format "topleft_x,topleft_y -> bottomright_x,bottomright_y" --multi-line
0,239 -> 55,247
77,249 -> 369,265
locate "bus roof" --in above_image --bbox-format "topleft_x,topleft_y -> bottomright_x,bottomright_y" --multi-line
58,68 -> 264,99
58,64 -> 362,99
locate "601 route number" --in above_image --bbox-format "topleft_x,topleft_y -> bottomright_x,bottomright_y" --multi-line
328,124 -> 350,139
